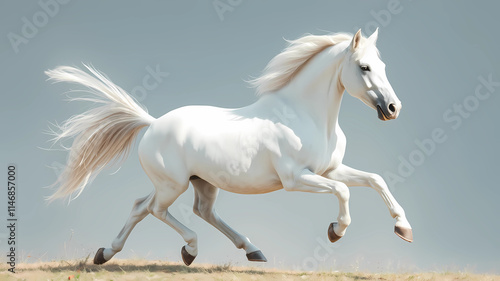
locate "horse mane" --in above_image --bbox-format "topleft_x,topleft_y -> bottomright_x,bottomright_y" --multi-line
249,33 -> 354,96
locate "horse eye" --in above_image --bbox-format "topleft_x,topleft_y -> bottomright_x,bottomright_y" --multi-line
360,65 -> 370,72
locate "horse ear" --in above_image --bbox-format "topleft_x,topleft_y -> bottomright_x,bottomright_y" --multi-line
368,28 -> 378,45
350,29 -> 362,51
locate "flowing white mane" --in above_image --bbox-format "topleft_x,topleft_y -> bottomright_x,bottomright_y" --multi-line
249,33 -> 353,96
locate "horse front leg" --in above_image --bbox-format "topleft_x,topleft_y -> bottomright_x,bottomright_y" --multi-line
282,168 -> 351,243
324,164 -> 413,242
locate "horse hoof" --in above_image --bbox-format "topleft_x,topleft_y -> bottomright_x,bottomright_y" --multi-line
328,222 -> 343,243
246,250 -> 267,262
181,246 -> 196,266
394,225 -> 413,242
93,248 -> 108,265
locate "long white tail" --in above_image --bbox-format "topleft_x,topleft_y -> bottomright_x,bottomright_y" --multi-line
46,65 -> 156,202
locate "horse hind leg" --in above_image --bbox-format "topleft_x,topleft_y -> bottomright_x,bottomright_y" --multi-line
94,193 -> 153,264
94,183 -> 198,266
192,179 -> 266,262
137,138 -> 200,265
148,180 -> 199,266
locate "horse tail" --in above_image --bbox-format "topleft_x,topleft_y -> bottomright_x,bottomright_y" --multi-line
45,64 -> 156,202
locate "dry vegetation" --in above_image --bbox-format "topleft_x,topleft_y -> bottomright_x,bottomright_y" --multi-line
1,259 -> 499,281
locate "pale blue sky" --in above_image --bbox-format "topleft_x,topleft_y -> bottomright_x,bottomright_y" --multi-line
1,0 -> 499,273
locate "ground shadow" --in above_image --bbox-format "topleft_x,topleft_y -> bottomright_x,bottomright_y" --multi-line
18,259 -> 374,280
20,260 -> 267,275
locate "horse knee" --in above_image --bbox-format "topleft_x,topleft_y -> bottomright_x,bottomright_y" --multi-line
334,183 -> 350,202
368,173 -> 387,189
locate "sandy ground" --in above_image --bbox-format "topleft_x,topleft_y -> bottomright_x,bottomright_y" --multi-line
1,259 -> 499,281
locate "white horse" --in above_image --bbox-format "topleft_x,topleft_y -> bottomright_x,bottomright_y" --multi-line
46,29 -> 412,266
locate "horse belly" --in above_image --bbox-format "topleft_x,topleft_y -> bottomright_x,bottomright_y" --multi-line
191,152 -> 284,194
213,172 -> 283,194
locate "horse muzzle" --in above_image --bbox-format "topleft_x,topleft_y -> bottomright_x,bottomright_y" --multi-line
377,102 -> 400,121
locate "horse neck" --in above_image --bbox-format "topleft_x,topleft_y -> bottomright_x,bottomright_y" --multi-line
277,43 -> 347,135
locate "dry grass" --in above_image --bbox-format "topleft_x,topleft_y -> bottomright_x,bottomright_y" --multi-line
0,259 -> 499,281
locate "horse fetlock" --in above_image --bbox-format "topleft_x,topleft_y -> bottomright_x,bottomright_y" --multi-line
111,241 -> 124,252
235,237 -> 253,250
338,216 -> 351,228
395,216 -> 411,229
102,248 -> 117,261
184,243 -> 198,256
391,206 -> 406,219
333,222 -> 348,237
185,232 -> 198,245
235,240 -> 246,249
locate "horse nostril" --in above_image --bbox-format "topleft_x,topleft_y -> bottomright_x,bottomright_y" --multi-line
388,103 -> 396,114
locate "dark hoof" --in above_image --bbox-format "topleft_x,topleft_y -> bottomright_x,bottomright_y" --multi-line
328,222 -> 343,243
93,248 -> 108,265
394,225 -> 413,242
181,246 -> 196,266
246,250 -> 267,262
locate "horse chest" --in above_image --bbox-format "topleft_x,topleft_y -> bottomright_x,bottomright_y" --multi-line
328,128 -> 347,170
299,128 -> 346,174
